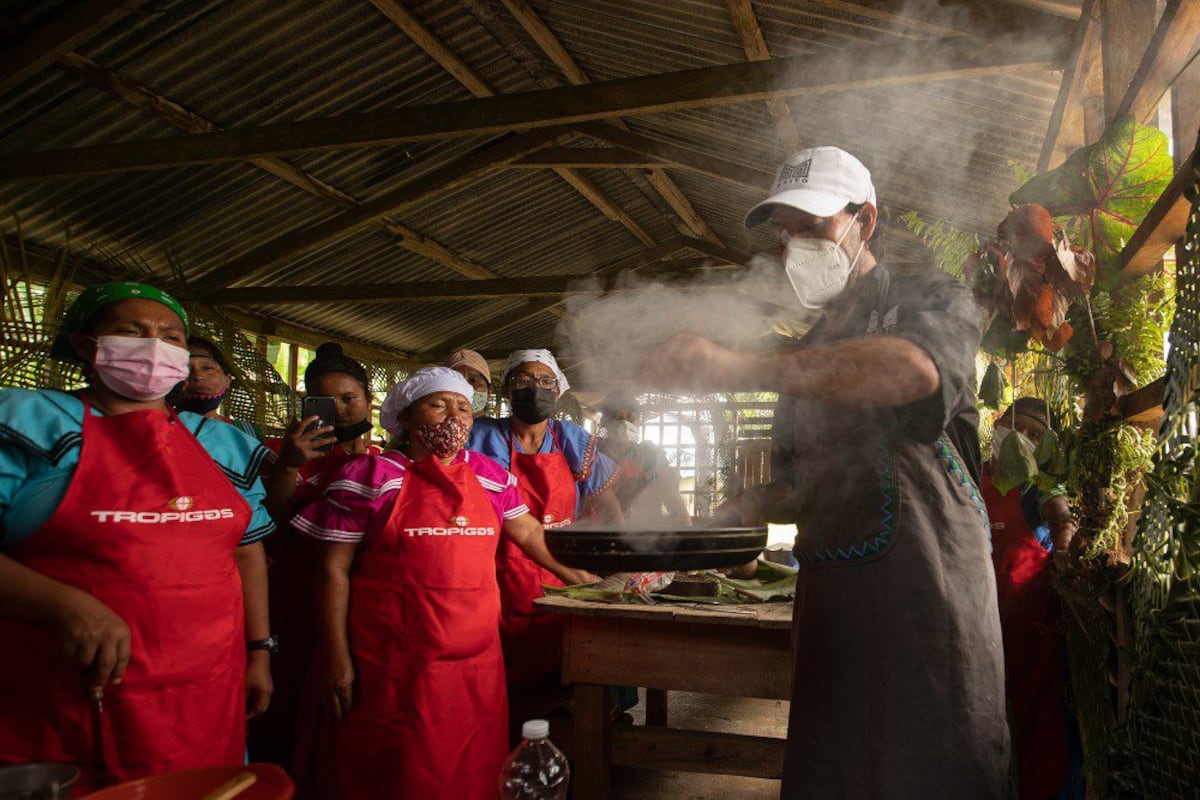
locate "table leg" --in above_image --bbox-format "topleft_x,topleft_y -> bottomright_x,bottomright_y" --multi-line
573,683 -> 610,800
645,688 -> 668,727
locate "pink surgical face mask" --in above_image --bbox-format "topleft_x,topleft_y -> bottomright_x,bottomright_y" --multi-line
91,336 -> 190,401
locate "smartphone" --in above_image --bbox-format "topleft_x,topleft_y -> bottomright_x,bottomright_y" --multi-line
302,396 -> 338,453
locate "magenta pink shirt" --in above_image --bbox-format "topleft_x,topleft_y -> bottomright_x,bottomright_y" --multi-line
293,449 -> 529,545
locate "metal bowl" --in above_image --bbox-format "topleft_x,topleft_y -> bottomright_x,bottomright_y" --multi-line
546,526 -> 768,572
0,764 -> 80,800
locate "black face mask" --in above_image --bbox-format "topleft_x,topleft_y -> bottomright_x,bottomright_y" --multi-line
177,389 -> 227,416
510,387 -> 557,424
333,418 -> 373,442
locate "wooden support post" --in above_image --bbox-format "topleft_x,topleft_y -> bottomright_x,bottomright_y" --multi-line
1100,0 -> 1159,122
1039,0 -> 1102,171
724,0 -> 803,154
1172,44 -> 1200,169
573,683 -> 611,800
645,688 -> 669,727
1115,0 -> 1200,125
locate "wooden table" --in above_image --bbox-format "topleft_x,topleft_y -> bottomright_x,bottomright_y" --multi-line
535,595 -> 793,800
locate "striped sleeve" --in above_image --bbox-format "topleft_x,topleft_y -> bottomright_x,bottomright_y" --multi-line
292,452 -> 407,544
187,414 -> 276,546
464,450 -> 529,521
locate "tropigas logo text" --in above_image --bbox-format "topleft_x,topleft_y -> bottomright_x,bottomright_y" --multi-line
405,526 -> 497,537
91,509 -> 236,524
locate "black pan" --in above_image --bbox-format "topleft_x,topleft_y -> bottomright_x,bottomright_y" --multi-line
546,526 -> 768,572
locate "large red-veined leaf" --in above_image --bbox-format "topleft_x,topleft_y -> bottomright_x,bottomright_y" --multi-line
1010,114 -> 1172,287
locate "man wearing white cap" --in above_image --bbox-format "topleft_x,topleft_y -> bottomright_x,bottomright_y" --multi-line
468,348 -> 623,709
643,147 -> 1008,798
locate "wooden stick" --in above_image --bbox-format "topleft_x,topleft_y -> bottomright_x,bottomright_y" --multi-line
200,772 -> 258,800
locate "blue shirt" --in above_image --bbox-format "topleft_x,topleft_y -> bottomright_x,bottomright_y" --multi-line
0,388 -> 275,546
467,417 -> 619,515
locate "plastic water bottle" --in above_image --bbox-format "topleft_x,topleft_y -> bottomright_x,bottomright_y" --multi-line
499,719 -> 570,800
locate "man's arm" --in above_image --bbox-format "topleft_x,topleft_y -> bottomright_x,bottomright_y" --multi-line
645,334 -> 940,408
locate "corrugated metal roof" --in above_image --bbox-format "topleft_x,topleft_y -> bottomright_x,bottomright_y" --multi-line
0,0 -> 1082,364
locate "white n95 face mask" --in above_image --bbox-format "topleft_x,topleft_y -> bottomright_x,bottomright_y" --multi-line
784,210 -> 865,310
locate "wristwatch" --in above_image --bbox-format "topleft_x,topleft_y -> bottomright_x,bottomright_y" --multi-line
247,635 -> 280,655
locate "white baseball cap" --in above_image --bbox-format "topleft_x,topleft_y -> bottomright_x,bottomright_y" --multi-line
745,146 -> 877,228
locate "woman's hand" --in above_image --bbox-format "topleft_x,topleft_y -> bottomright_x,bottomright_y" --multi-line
56,592 -> 131,690
325,650 -> 356,720
277,416 -> 335,469
245,651 -> 273,718
563,568 -> 602,586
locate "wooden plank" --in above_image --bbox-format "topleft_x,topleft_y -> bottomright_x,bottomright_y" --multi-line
610,725 -> 785,779
1038,0 -> 1102,171
553,167 -> 656,247
1115,0 -> 1200,125
573,684 -> 611,800
1117,135 -> 1199,286
55,53 -> 498,281
724,0 -> 802,153
368,0 -> 491,96
208,269 -> 765,305
1101,0 -> 1159,122
499,0 -> 589,85
1173,48 -> 1200,170
193,128 -> 565,292
0,29 -> 1073,178
644,169 -> 722,245
645,689 -> 668,727
561,615 -> 793,699
1120,376 -> 1166,424
0,0 -> 147,94
573,122 -> 774,190
511,147 -> 665,168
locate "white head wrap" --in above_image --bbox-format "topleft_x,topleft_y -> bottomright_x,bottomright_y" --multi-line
379,366 -> 474,436
504,348 -> 570,393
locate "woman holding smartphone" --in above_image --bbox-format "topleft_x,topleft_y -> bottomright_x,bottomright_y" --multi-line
252,341 -> 380,767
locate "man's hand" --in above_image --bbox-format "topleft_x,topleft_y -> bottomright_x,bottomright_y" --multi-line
640,335 -> 738,393
57,591 -> 131,691
245,651 -> 273,718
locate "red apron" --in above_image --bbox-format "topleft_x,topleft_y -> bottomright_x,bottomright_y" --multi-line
981,469 -> 1067,798
333,455 -> 508,800
496,422 -> 577,692
0,399 -> 249,783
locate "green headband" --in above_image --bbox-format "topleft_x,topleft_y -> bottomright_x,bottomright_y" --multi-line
50,282 -> 190,364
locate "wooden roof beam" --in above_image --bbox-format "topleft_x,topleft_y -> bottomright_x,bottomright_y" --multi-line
371,0 -> 655,249
55,52 -> 497,281
510,147 -> 666,168
500,0 -> 723,245
724,0 -> 802,154
0,0 -> 148,95
419,237 -> 688,357
209,267 -> 771,305
193,128 -> 566,292
1038,0 -> 1102,171
1114,0 -> 1200,125
0,26 -> 1073,179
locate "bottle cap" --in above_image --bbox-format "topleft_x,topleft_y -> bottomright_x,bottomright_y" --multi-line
522,719 -> 550,740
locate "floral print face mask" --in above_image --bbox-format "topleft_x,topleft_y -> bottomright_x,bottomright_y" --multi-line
414,415 -> 470,458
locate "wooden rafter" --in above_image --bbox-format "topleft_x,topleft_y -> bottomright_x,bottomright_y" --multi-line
55,52 -> 497,281
573,123 -> 773,190
419,237 -> 688,357
724,0 -> 803,154
193,128 -> 566,292
1117,133 -> 1199,286
499,0 -> 723,245
209,267 -> 770,306
511,147 -> 666,168
371,0 -> 653,248
1114,0 -> 1200,125
1038,0 -> 1101,171
0,27 -> 1073,179
0,0 -> 148,95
